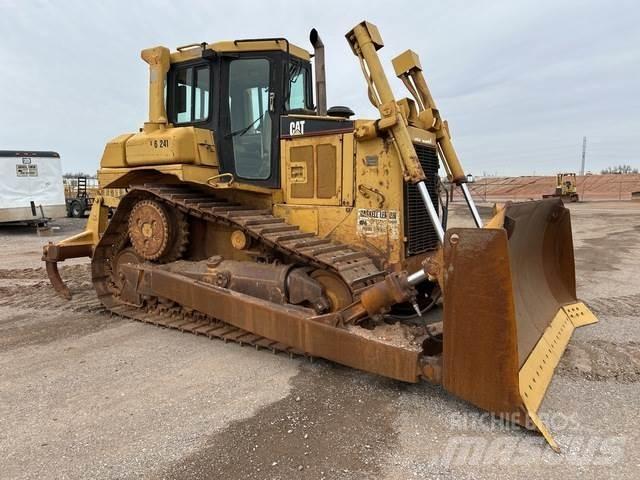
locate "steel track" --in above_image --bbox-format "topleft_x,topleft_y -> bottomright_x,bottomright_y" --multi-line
91,183 -> 387,352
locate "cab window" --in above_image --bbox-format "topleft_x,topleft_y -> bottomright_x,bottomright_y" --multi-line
174,65 -> 210,124
228,58 -> 272,180
286,63 -> 309,111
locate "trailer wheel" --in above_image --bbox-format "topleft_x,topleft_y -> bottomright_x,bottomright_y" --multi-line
69,200 -> 84,218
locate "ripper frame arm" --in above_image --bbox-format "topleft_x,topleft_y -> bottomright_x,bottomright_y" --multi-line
42,196 -> 109,299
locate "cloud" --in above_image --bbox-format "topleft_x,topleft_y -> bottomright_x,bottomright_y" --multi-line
0,0 -> 638,175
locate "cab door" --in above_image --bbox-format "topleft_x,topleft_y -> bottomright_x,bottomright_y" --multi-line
218,54 -> 281,188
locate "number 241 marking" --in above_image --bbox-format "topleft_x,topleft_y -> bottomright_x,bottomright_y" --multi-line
150,139 -> 169,148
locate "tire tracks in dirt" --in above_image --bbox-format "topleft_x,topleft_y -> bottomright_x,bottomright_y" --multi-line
559,340 -> 640,383
0,264 -> 122,351
157,362 -> 401,480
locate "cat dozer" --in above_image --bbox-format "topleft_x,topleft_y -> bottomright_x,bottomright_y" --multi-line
543,172 -> 580,202
43,21 -> 597,450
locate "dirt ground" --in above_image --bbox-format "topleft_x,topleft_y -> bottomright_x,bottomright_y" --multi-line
1,203 -> 638,479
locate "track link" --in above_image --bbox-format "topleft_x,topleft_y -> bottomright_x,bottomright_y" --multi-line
90,183 -> 388,353
108,303 -> 306,358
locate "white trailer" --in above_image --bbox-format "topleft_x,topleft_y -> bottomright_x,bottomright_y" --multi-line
0,150 -> 66,224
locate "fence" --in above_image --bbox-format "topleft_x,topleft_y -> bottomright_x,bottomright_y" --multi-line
455,174 -> 640,203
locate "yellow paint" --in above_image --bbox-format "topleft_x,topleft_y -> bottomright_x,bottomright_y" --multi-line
282,134 -> 343,206
564,301 -> 598,327
124,127 -> 215,166
141,46 -> 171,129
101,134 -> 134,168
273,205 -> 319,235
98,164 -> 218,189
46,22 -> 602,456
518,302 -> 598,451
89,21 -> 451,269
170,40 -> 310,64
56,197 -> 109,248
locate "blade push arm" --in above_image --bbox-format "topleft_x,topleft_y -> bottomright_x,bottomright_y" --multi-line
392,50 -> 483,227
346,21 -> 444,242
346,22 -> 426,185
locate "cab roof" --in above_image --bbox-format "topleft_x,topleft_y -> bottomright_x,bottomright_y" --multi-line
169,38 -> 311,64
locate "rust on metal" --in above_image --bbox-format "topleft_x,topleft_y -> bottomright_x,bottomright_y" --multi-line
94,184 -> 387,298
120,262 -> 422,382
503,199 -> 577,366
230,229 -> 249,250
42,242 -> 93,300
442,227 -> 523,414
127,199 -> 173,260
440,199 -> 596,450
38,180 -> 596,451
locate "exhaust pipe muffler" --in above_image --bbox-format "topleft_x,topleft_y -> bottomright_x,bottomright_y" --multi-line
309,28 -> 327,116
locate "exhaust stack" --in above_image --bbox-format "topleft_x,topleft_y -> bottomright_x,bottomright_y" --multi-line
309,29 -> 327,116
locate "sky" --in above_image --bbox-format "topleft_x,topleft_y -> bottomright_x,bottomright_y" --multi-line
0,0 -> 638,176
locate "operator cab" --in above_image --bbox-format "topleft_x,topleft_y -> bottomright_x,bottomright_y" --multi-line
165,40 -> 314,188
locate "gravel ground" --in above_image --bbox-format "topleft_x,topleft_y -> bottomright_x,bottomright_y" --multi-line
0,202 -> 638,479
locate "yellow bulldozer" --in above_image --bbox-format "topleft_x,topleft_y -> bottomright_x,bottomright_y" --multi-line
543,172 -> 580,202
43,21 -> 597,450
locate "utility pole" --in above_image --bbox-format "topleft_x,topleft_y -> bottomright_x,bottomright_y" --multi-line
579,136 -> 587,175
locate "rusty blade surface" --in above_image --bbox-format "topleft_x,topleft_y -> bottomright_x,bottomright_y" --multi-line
503,199 -> 577,366
441,227 -> 523,416
440,199 -> 587,449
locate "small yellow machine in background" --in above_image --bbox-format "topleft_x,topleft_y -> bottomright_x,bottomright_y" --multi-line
543,172 -> 579,202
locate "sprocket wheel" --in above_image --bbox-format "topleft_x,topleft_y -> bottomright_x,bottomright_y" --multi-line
128,199 -> 189,262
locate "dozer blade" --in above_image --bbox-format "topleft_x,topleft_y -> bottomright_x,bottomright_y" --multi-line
441,198 -> 597,451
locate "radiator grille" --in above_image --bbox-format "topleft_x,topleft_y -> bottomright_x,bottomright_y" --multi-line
404,144 -> 440,256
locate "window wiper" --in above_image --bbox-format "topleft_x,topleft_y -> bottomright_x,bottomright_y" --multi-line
225,112 -> 264,139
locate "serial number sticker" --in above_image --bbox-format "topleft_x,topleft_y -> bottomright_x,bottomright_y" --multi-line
16,164 -> 38,177
357,209 -> 399,240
